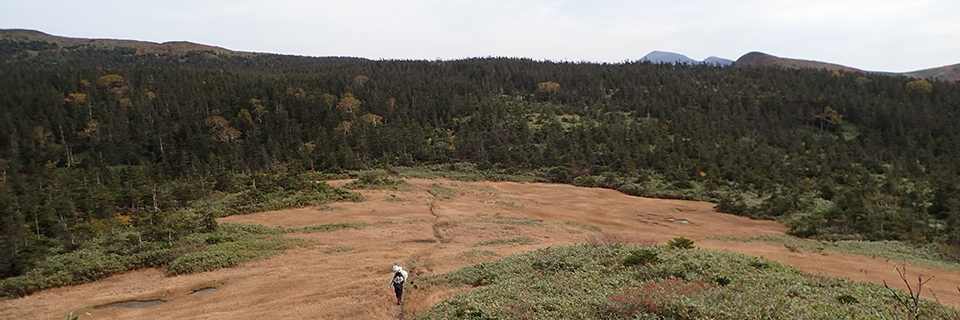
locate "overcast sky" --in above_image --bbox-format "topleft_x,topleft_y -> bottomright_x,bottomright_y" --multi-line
2,0 -> 958,72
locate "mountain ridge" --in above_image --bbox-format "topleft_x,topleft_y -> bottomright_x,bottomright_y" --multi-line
2,29 -> 957,81
0,28 -> 253,56
733,51 -> 960,82
640,50 -> 734,66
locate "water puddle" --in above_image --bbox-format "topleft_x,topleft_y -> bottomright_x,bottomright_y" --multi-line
95,299 -> 165,309
190,287 -> 216,295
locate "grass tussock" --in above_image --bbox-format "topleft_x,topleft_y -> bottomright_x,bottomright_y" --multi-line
565,221 -> 602,233
461,250 -> 499,257
705,236 -> 960,271
481,216 -> 543,226
428,183 -> 458,199
294,222 -> 392,233
471,237 -> 535,247
324,247 -> 356,254
413,245 -> 956,320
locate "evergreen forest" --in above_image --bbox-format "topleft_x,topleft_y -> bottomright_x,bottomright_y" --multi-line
1,39 -> 959,292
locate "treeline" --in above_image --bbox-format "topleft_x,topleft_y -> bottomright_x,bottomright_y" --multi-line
1,40 -> 959,279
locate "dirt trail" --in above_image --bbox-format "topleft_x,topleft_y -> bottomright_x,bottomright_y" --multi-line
2,178 -> 958,319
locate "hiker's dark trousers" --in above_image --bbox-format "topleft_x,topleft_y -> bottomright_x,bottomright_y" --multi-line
394,283 -> 403,300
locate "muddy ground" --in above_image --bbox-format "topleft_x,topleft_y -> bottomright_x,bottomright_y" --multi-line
2,178 -> 958,319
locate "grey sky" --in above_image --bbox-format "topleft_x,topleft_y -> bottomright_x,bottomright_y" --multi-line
2,0 -> 958,72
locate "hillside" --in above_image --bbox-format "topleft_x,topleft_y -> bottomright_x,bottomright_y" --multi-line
2,178 -> 957,319
0,29 -> 250,56
905,63 -> 960,82
733,51 -> 862,73
734,51 -> 960,82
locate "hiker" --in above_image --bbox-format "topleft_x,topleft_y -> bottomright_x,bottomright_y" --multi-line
388,265 -> 408,305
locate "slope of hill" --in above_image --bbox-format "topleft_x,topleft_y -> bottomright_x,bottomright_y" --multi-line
905,63 -> 960,82
733,51 -> 862,72
734,51 -> 960,82
0,28 -> 252,56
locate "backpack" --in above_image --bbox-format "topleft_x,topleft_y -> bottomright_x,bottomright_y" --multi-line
393,271 -> 405,285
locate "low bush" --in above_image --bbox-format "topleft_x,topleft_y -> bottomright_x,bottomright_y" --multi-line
413,245 -> 950,319
623,248 -> 659,267
390,163 -> 543,182
0,223 -> 306,298
295,222 -> 391,233
471,237 -> 535,247
167,234 -> 303,275
668,237 -> 695,249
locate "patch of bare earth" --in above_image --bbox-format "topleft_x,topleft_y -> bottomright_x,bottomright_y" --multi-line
2,178 -> 958,319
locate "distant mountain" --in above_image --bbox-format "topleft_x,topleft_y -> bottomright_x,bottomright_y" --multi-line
0,29 -> 253,56
703,56 -> 734,66
734,51 -> 960,82
641,51 -> 734,67
4,29 -> 957,81
640,51 -> 698,64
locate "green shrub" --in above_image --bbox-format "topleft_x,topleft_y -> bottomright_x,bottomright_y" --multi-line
748,258 -> 772,269
714,275 -> 731,286
532,258 -> 583,273
668,237 -> 695,249
167,235 -> 303,275
623,248 -> 659,267
0,221 -> 316,298
836,294 -> 859,304
0,249 -> 130,299
544,166 -> 574,183
412,245 -> 945,320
